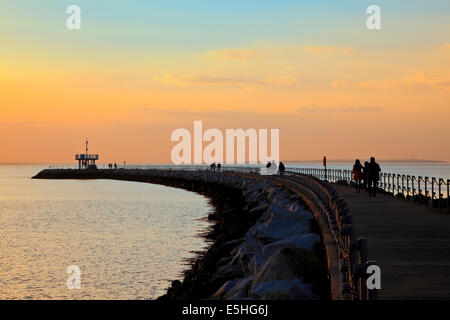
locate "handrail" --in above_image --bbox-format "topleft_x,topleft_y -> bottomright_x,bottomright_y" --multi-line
288,167 -> 449,213
283,171 -> 377,300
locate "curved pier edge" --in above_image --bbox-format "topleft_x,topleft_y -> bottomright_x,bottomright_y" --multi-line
270,177 -> 343,300
33,168 -> 332,300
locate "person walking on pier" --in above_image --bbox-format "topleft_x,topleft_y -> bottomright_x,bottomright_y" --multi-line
367,157 -> 381,197
362,161 -> 369,192
352,159 -> 363,193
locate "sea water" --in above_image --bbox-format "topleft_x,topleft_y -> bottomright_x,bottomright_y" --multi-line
0,165 -> 212,299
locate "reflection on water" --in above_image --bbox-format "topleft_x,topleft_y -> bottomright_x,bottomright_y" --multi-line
0,165 -> 212,299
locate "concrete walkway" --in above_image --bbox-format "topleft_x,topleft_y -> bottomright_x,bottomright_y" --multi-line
333,185 -> 450,299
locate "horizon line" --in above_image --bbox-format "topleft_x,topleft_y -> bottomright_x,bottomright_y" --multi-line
1,159 -> 448,165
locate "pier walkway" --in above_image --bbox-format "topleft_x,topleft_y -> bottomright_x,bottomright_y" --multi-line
34,167 -> 450,299
329,184 -> 450,299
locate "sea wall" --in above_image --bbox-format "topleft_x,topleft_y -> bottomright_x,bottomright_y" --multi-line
33,169 -> 329,300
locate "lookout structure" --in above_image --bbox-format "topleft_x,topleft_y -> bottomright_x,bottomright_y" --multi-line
75,139 -> 98,170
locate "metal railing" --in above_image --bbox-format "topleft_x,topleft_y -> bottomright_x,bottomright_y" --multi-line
288,167 -> 450,213
282,171 -> 377,300
75,154 -> 99,160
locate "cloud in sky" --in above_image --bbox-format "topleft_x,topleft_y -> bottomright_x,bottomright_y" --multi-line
328,73 -> 450,91
209,49 -> 259,60
136,107 -> 291,118
153,74 -> 253,88
0,120 -> 55,126
261,75 -> 299,86
302,46 -> 352,56
208,45 -> 352,61
154,72 -> 450,91
401,73 -> 450,90
298,105 -> 383,114
153,73 -> 300,88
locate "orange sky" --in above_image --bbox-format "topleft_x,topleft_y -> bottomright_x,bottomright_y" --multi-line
1,2 -> 449,163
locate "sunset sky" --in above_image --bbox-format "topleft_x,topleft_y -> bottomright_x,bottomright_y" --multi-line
1,0 -> 449,164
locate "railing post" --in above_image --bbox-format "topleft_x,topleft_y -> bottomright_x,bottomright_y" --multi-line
359,238 -> 368,300
401,175 -> 405,197
431,178 -> 436,209
406,175 -> 410,198
418,176 -> 422,197
392,174 -> 396,195
387,173 -> 391,194
396,174 -> 400,196
347,225 -> 356,298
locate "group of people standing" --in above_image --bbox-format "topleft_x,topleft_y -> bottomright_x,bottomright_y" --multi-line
210,162 -> 221,172
108,163 -> 117,169
352,157 -> 381,197
209,161 -> 287,175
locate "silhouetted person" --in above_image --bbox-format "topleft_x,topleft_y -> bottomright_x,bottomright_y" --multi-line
266,161 -> 271,168
362,161 -> 369,192
217,163 -> 221,172
367,157 -> 381,197
352,159 -> 363,193
114,163 -> 117,169
279,161 -> 286,176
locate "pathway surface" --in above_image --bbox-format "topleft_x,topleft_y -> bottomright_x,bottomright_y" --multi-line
332,185 -> 450,299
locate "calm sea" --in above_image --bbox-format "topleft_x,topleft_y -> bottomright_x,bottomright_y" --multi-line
0,165 -> 212,300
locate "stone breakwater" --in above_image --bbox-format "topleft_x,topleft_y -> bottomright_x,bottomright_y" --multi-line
33,169 -> 329,300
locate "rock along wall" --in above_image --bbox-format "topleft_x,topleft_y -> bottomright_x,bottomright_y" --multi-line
33,169 -> 329,300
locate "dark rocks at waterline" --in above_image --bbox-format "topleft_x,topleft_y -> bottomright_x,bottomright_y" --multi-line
158,191 -> 266,300
33,168 -> 330,300
250,248 -> 325,298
